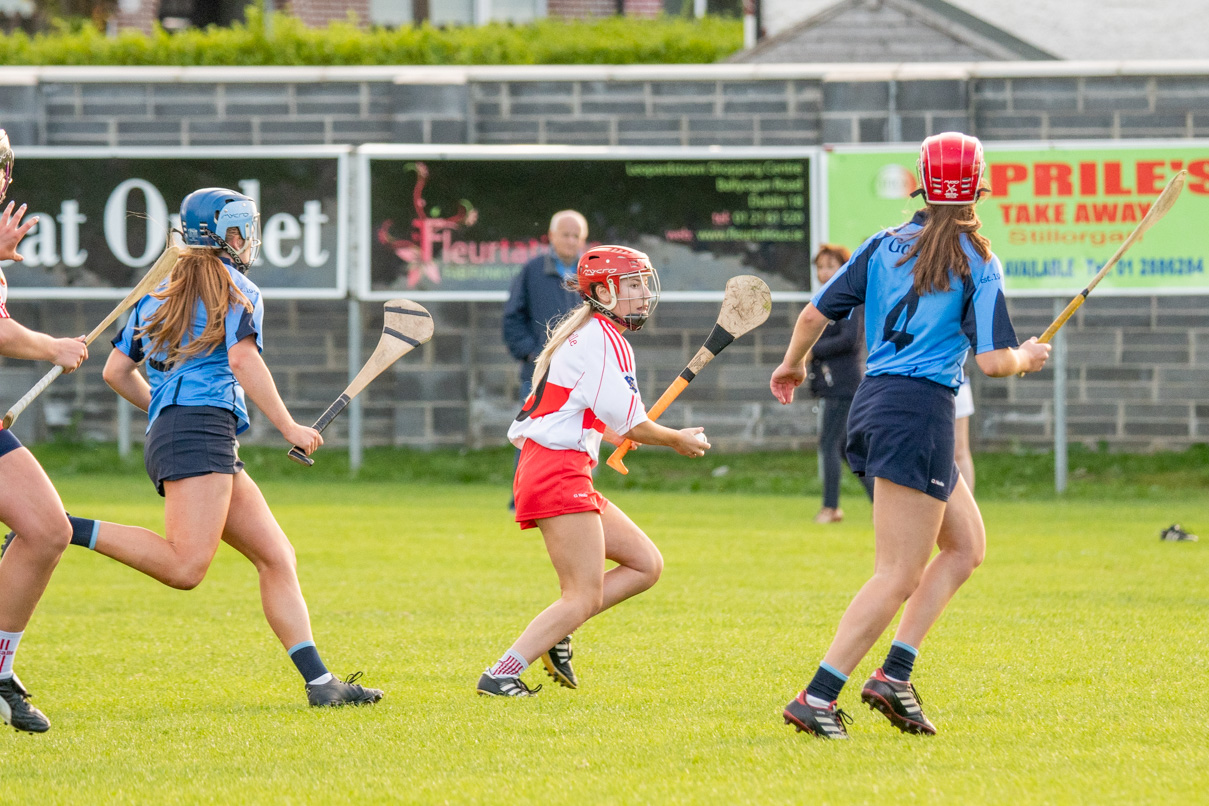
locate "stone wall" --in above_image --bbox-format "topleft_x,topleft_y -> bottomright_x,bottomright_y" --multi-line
1,61 -> 1207,451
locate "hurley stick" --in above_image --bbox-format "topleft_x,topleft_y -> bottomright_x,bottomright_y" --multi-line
607,275 -> 771,475
289,299 -> 434,466
3,245 -> 180,429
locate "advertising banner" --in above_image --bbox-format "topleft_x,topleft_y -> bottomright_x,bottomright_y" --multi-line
826,142 -> 1209,296
2,148 -> 348,299
361,147 -> 817,300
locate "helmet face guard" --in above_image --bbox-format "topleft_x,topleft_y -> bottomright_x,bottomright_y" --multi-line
180,187 -> 261,271
215,199 -> 261,265
576,245 -> 661,331
596,268 -> 660,331
0,130 -> 14,205
917,132 -> 986,205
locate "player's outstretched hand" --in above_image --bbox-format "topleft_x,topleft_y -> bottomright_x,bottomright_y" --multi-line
0,203 -> 37,262
770,361 -> 806,405
1018,337 -> 1052,374
284,423 -> 324,455
672,427 -> 710,458
52,336 -> 88,373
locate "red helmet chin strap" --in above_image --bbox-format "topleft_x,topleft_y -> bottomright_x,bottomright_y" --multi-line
584,276 -> 651,331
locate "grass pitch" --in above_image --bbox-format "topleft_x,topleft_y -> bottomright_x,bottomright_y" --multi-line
1,445 -> 1207,804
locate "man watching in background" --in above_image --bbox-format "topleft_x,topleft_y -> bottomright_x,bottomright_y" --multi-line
503,210 -> 588,399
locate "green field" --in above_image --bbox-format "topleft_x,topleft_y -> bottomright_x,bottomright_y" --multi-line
2,445 -> 1207,804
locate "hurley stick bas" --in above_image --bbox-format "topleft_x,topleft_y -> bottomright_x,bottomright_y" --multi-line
3,244 -> 181,430
606,275 -> 772,475
288,299 -> 434,466
1038,169 -> 1186,344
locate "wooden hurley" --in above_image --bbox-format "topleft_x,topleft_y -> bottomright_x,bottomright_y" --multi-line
1037,170 -> 1186,344
3,245 -> 181,430
288,299 -> 434,466
607,275 -> 772,475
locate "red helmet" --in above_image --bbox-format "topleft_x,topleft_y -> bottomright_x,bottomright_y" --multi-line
576,245 -> 661,331
917,132 -> 985,205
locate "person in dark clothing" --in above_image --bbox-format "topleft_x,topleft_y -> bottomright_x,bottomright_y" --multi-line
807,244 -> 874,524
502,210 -> 588,398
502,211 -> 588,509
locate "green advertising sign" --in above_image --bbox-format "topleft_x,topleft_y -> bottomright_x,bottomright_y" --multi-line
825,143 -> 1209,296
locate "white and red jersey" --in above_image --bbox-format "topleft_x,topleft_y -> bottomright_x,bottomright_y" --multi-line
508,313 -> 648,464
0,268 -> 9,319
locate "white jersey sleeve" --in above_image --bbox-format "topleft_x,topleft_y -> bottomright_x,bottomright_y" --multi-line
507,315 -> 648,464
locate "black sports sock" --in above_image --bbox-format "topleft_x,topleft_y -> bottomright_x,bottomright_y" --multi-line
67,515 -> 98,549
805,663 -> 847,704
883,640 -> 918,681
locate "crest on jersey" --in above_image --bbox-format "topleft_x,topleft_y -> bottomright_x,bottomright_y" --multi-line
623,374 -> 638,394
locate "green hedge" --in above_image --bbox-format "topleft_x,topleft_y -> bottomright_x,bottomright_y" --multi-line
0,9 -> 743,66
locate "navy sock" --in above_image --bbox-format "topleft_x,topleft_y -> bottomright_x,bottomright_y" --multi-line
805,662 -> 847,704
287,641 -> 331,684
883,640 -> 918,681
67,515 -> 99,550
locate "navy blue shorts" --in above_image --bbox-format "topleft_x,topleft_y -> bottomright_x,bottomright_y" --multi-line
0,429 -> 22,460
144,405 -> 244,497
846,375 -> 959,502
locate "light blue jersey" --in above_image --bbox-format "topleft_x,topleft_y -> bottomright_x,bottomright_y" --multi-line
812,211 -> 1018,390
113,259 -> 264,433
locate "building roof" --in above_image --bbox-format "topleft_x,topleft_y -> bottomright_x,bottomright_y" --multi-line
738,0 -> 1056,64
748,0 -> 1209,63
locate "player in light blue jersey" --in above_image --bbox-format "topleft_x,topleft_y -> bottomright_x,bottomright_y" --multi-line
17,188 -> 382,711
772,133 -> 1051,739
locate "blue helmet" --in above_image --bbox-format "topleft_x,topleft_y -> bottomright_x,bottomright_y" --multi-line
180,187 -> 261,268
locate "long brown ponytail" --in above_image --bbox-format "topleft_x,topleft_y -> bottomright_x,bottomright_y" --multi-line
895,204 -> 992,295
138,248 -> 251,366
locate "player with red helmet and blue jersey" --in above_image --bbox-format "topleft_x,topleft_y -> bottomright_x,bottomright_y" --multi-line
477,245 -> 711,697
771,133 -> 1051,738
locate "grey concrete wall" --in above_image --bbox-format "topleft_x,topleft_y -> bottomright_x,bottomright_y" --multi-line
2,62 -> 1208,451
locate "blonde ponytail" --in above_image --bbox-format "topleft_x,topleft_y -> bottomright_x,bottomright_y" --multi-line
532,302 -> 594,385
138,247 -> 251,366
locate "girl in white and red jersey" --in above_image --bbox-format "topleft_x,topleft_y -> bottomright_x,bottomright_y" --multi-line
477,245 -> 710,697
0,132 -> 91,733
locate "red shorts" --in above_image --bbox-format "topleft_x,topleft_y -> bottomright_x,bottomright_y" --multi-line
514,440 -> 609,530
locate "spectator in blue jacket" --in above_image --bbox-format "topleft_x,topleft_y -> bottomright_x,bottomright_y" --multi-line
503,210 -> 588,398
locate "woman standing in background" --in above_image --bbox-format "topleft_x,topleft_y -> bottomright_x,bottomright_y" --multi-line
808,244 -> 874,523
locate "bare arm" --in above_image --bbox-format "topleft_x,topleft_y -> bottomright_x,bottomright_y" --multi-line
621,420 -> 708,458
769,303 -> 832,405
0,318 -> 87,372
602,425 -> 626,448
102,348 -> 152,411
228,336 -> 322,454
975,337 -> 1051,377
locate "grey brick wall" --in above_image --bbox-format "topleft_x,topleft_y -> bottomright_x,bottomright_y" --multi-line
3,62 -> 1209,451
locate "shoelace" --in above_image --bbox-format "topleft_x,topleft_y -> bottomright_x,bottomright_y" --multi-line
343,672 -> 365,687
833,708 -> 854,729
508,678 -> 542,695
